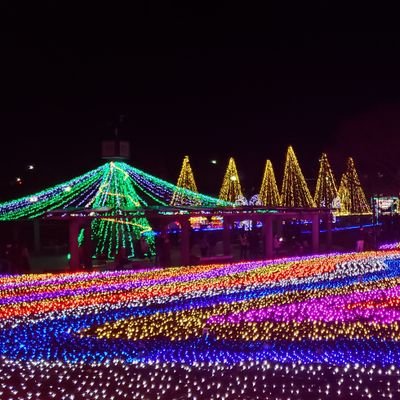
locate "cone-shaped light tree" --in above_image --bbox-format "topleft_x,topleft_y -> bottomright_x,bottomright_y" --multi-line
171,155 -> 200,206
314,153 -> 338,208
259,159 -> 281,207
281,146 -> 316,208
338,157 -> 371,215
218,157 -> 243,203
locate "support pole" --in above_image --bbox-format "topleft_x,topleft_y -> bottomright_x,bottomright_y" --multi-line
263,215 -> 273,259
69,219 -> 82,271
33,219 -> 41,255
180,217 -> 191,266
326,212 -> 333,251
276,216 -> 283,237
312,213 -> 320,253
223,217 -> 231,256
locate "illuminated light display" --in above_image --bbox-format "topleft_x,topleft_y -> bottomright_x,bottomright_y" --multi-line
233,195 -> 263,230
0,162 -> 230,258
171,155 -> 200,206
218,157 -> 243,203
189,216 -> 209,230
210,215 -> 224,229
314,153 -> 338,208
372,196 -> 399,218
281,146 -> 316,208
259,159 -> 281,207
1,251 -> 400,398
379,241 -> 400,250
338,157 -> 371,215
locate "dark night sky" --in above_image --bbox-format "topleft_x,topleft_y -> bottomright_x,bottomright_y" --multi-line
2,3 -> 400,200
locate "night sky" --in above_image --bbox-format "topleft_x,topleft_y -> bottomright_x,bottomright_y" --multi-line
2,3 -> 400,200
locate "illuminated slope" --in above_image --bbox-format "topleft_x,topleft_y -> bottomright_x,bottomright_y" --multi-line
2,251 -> 400,398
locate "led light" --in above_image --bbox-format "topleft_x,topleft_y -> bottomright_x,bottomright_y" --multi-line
281,146 -> 315,208
219,158 -> 242,202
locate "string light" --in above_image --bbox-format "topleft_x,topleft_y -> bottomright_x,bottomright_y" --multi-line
0,161 -> 230,259
281,146 -> 315,208
1,251 -> 400,398
259,159 -> 281,207
338,157 -> 371,215
218,157 -> 242,203
171,155 -> 200,206
314,153 -> 338,208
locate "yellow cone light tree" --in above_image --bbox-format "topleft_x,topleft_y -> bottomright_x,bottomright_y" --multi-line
171,155 -> 200,206
314,153 -> 338,208
338,157 -> 371,215
281,146 -> 315,208
259,159 -> 281,207
219,157 -> 243,203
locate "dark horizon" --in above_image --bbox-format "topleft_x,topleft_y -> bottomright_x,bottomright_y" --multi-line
1,4 -> 400,200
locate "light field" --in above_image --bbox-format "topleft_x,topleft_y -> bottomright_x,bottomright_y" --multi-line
1,250 -> 400,399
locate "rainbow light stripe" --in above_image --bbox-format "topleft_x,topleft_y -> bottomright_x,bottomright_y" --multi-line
2,250 -> 400,398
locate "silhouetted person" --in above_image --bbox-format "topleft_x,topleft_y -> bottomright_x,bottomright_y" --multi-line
273,234 -> 281,256
155,233 -> 163,266
115,246 -> 128,269
239,229 -> 249,259
160,233 -> 171,267
249,229 -> 259,259
356,228 -> 366,252
199,234 -> 210,257
9,242 -> 30,274
83,240 -> 94,270
139,235 -> 150,259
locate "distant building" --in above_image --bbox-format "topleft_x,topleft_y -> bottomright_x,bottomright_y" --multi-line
101,140 -> 130,161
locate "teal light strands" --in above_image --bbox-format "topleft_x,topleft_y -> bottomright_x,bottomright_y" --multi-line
0,160 -> 228,260
77,228 -> 85,247
90,162 -> 154,258
0,165 -> 105,221
122,162 -> 232,207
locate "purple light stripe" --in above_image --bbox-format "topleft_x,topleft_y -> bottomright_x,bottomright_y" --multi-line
208,283 -> 400,325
